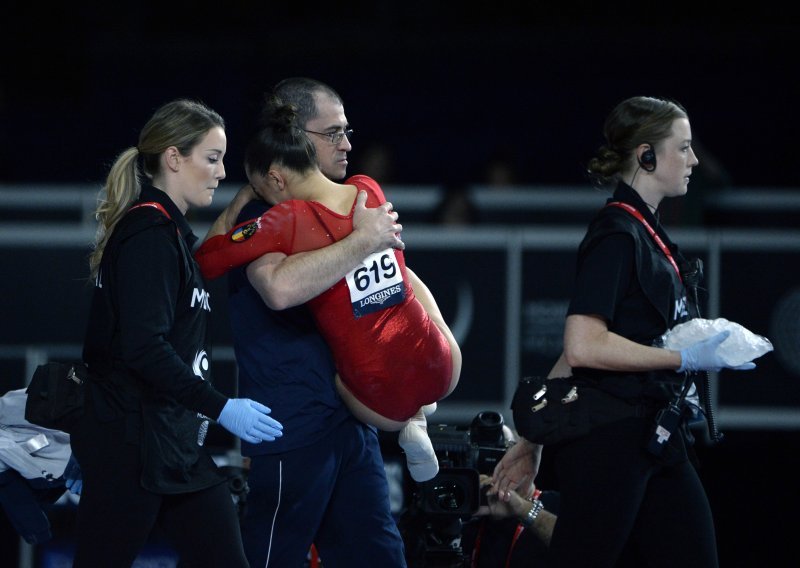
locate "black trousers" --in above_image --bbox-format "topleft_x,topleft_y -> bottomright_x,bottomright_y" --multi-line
549,416 -> 718,568
70,395 -> 247,568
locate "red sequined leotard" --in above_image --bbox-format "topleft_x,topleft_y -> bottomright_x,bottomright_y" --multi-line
195,175 -> 452,421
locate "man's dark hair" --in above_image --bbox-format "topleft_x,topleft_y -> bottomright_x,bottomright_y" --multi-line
261,77 -> 344,128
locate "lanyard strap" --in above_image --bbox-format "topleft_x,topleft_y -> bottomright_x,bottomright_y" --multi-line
606,202 -> 682,283
506,524 -> 526,568
128,201 -> 180,236
129,201 -> 172,220
472,489 -> 543,568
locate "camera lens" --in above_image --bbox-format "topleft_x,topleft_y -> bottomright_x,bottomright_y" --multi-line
474,411 -> 503,428
433,482 -> 465,511
229,475 -> 246,494
470,411 -> 505,446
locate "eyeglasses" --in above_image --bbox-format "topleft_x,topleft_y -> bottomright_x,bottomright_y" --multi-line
303,129 -> 354,145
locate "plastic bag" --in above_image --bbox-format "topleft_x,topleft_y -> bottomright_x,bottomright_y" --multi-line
661,318 -> 773,367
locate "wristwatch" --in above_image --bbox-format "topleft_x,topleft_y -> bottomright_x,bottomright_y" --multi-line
521,498 -> 544,528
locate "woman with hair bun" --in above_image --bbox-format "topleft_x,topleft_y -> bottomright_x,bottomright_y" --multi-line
491,96 -> 755,567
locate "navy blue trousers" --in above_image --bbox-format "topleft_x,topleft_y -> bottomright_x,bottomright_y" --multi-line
241,417 -> 406,567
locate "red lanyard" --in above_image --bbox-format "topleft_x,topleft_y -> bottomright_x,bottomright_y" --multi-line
606,202 -> 682,283
505,524 -> 526,568
309,544 -> 320,567
128,201 -> 181,237
472,489 -> 543,568
129,201 -> 171,219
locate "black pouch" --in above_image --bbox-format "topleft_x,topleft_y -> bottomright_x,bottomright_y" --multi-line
24,362 -> 87,433
511,376 -> 645,445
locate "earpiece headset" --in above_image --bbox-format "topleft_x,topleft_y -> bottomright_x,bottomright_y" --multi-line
638,143 -> 657,172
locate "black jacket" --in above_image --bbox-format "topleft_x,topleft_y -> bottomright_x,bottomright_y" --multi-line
82,185 -> 227,493
569,182 -> 694,402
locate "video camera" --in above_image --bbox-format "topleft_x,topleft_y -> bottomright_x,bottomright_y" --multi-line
400,411 -> 510,567
415,410 -> 508,517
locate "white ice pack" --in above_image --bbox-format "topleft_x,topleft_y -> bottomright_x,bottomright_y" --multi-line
661,318 -> 773,367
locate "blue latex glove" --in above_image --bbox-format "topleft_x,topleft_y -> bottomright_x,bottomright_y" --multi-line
678,330 -> 757,373
218,399 -> 283,444
64,453 -> 82,495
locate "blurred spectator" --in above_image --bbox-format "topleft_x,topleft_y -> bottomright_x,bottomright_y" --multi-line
430,183 -> 479,226
484,147 -> 519,188
358,142 -> 396,184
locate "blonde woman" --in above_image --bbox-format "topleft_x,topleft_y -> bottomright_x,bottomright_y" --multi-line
71,99 -> 282,567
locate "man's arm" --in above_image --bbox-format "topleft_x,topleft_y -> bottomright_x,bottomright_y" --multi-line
247,190 -> 404,310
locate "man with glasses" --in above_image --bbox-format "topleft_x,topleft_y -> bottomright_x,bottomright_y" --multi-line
218,78 -> 408,567
305,127 -> 353,144
266,77 -> 354,181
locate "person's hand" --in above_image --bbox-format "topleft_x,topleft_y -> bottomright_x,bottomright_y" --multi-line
678,330 -> 757,373
223,183 -> 259,227
475,475 -> 533,520
238,181 -> 259,202
218,399 -> 283,444
64,453 -> 82,495
352,190 -> 404,252
490,437 -> 541,502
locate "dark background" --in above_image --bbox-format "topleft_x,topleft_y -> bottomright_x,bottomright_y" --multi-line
2,3 -> 799,567
3,3 -> 799,189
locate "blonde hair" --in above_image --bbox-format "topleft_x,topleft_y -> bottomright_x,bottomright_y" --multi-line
89,99 -> 224,278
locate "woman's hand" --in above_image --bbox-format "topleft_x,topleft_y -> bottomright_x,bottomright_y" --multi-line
489,437 -> 541,501
476,474 -> 534,520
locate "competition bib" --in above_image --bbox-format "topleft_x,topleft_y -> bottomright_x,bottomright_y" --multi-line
345,249 -> 405,319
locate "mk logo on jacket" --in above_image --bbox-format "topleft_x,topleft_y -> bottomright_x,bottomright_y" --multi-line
673,296 -> 689,321
192,349 -> 209,380
191,288 -> 211,311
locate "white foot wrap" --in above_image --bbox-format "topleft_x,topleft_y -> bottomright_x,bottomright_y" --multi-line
422,402 -> 437,417
398,421 -> 439,482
